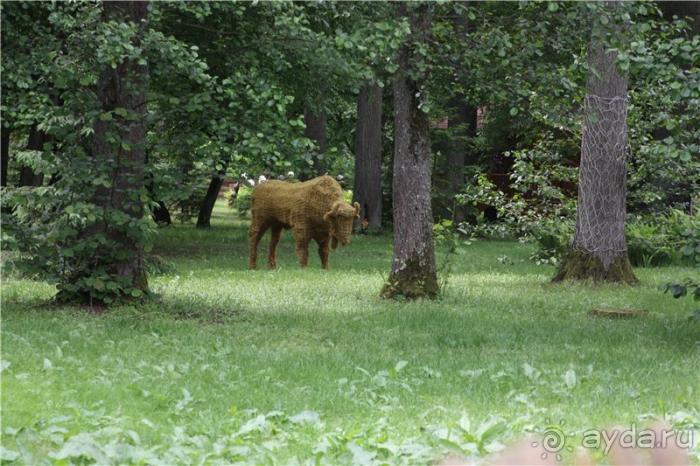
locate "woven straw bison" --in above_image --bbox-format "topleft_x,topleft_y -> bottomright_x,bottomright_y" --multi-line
248,175 -> 359,269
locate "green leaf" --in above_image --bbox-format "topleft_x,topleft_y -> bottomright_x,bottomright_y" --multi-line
509,107 -> 519,116
395,360 -> 408,372
0,447 -> 19,462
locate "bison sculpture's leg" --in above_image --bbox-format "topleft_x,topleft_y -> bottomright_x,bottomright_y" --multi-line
268,226 -> 283,269
292,228 -> 310,268
316,237 -> 330,270
248,223 -> 269,269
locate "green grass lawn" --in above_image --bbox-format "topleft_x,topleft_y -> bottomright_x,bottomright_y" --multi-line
2,201 -> 699,464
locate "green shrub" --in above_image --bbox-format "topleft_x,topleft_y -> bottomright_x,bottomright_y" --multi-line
664,209 -> 700,266
627,210 -> 699,267
225,188 -> 237,210
663,278 -> 700,322
174,184 -> 209,223
528,218 -> 573,266
525,209 -> 698,268
235,186 -> 253,217
626,219 -> 672,267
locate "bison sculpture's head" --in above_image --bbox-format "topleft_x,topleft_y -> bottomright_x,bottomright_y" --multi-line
324,201 -> 360,248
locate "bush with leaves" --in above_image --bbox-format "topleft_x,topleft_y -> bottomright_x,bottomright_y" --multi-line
525,211 -> 699,268
663,278 -> 700,322
0,2 -> 160,304
627,209 -> 700,267
433,219 -> 471,294
234,186 -> 253,218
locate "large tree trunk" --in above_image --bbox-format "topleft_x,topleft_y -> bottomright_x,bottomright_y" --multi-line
18,124 -> 45,187
1,126 -> 9,187
555,4 -> 636,284
304,108 -> 327,176
88,0 -> 149,296
381,3 -> 438,300
353,84 -> 383,232
196,175 -> 224,228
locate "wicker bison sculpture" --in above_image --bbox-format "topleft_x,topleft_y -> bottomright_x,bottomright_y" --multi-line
248,175 -> 360,269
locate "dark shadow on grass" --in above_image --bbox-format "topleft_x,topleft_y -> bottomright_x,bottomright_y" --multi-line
141,293 -> 249,325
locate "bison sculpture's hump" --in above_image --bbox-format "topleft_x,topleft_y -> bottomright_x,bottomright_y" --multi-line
251,175 -> 343,219
252,175 -> 342,200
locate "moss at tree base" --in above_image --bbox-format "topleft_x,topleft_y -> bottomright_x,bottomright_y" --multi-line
553,249 -> 638,284
380,259 -> 439,300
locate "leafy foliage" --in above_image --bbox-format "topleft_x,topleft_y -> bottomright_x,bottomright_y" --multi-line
663,278 -> 700,322
2,2 -> 155,303
627,209 -> 700,267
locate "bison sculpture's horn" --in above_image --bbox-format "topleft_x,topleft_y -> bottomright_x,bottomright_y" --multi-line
324,201 -> 343,222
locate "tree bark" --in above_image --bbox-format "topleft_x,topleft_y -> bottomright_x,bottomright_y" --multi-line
444,9 -> 477,225
88,0 -> 150,296
19,123 -> 45,187
153,201 -> 171,226
144,143 -> 170,226
445,102 -> 477,224
1,126 -> 9,187
353,83 -> 383,232
555,3 -> 636,284
381,3 -> 438,300
660,1 -> 700,35
196,175 -> 224,228
304,108 -> 327,176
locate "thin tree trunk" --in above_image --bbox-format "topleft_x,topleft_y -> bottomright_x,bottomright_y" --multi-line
661,1 -> 700,35
144,145 -> 171,226
1,126 -> 9,187
381,3 -> 438,300
304,108 -> 327,176
88,0 -> 149,296
19,123 -> 45,187
444,9 -> 476,225
353,83 -> 383,232
196,175 -> 224,228
446,102 -> 477,224
555,3 -> 636,283
153,201 -> 171,225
